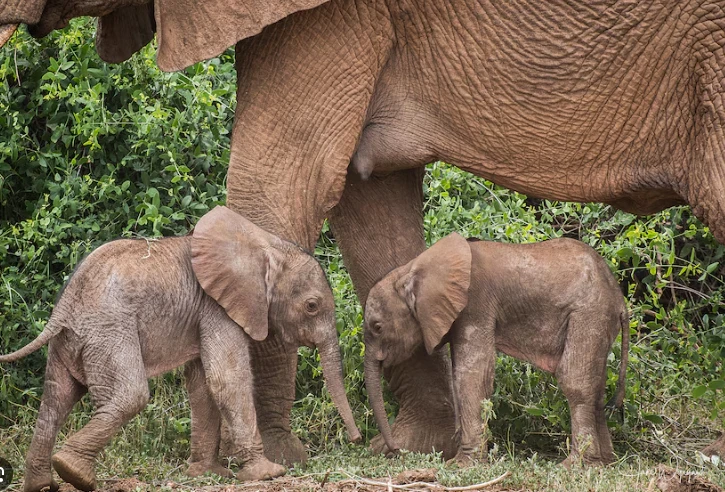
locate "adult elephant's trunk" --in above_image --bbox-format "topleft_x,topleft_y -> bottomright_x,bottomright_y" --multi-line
318,339 -> 362,443
0,24 -> 18,48
364,351 -> 398,453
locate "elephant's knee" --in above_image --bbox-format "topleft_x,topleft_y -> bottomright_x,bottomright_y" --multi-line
123,388 -> 150,417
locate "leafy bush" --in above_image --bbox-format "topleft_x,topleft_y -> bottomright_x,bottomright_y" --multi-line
1,18 -> 725,471
0,19 -> 234,425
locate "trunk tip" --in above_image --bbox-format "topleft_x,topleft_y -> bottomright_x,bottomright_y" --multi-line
348,427 -> 362,443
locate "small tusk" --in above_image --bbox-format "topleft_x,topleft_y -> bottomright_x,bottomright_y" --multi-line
0,24 -> 18,48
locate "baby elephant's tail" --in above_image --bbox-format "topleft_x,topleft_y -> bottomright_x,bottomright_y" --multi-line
606,312 -> 629,411
0,322 -> 63,363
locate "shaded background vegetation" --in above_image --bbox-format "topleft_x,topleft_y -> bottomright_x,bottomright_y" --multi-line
1,18 -> 725,479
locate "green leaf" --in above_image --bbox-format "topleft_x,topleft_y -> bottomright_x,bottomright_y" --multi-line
692,385 -> 708,398
642,413 -> 664,424
709,379 -> 725,391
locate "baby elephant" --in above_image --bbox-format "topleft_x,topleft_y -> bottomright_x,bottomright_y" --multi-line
363,233 -> 628,465
1,206 -> 360,492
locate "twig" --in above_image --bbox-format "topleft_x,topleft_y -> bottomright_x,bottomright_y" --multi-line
655,250 -> 663,298
337,473 -> 424,491
445,471 -> 512,490
338,470 -> 511,491
669,282 -> 721,302
320,471 -> 330,488
14,45 -> 21,85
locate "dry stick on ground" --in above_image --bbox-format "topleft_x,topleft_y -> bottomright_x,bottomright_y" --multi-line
338,470 -> 512,491
320,471 -> 331,488
444,472 -> 512,491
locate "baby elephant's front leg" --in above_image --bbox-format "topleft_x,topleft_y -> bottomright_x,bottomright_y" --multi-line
450,323 -> 496,465
199,318 -> 285,481
184,359 -> 233,478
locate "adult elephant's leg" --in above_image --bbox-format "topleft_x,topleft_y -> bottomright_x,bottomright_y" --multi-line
329,169 -> 457,458
687,98 -> 725,458
224,1 -> 394,464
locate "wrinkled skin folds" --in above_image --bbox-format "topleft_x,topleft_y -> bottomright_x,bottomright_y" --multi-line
364,234 -> 630,465
3,0 -> 725,459
0,23 -> 17,46
0,207 -> 359,492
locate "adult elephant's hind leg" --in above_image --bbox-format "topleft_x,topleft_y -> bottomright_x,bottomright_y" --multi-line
685,111 -> 725,458
329,169 -> 457,459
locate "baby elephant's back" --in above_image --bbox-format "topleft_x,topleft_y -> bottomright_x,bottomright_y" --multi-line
54,236 -> 201,329
468,238 -> 626,371
470,237 -> 625,314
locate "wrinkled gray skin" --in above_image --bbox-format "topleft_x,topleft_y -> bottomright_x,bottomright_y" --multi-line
3,0 -> 725,460
0,206 -> 360,492
364,233 -> 629,465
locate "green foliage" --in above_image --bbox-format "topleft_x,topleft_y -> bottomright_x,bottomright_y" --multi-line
1,18 -> 725,488
0,20 -> 234,423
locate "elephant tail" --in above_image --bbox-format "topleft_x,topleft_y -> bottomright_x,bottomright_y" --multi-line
0,321 -> 64,363
606,311 -> 629,411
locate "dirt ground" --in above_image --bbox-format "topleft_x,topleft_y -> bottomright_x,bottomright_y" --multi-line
64,477 -> 510,492
53,466 -> 724,492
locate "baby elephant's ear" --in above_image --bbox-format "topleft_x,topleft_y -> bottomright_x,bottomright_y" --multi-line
191,206 -> 281,341
398,233 -> 472,354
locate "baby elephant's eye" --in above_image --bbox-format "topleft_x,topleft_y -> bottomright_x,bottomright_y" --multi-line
305,298 -> 319,315
372,322 -> 382,335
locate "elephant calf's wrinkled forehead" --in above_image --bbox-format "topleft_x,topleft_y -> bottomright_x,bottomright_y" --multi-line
279,251 -> 333,298
365,275 -> 406,320
365,281 -> 388,314
287,251 -> 327,279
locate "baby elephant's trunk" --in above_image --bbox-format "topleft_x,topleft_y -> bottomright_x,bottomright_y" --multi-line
606,312 -> 629,410
318,340 -> 362,442
364,352 -> 398,453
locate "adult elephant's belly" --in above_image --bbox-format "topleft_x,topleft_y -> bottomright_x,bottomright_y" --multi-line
444,43 -> 692,216
370,0 -> 697,216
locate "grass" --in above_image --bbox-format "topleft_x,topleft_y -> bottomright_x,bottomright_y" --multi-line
3,426 -> 725,491
1,363 -> 725,491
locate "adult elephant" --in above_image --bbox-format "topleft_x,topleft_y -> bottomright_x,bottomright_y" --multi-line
3,0 -> 725,461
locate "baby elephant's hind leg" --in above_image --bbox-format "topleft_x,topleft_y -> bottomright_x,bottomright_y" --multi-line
52,332 -> 149,491
556,313 -> 616,466
24,347 -> 86,492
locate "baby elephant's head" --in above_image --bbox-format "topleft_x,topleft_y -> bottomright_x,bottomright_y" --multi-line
191,206 -> 361,442
363,232 -> 472,453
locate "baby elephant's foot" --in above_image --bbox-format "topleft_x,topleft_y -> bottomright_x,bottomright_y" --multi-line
561,453 -> 612,468
446,451 -> 478,468
23,475 -> 59,492
236,457 -> 286,481
186,460 -> 233,478
561,454 -> 584,469
51,449 -> 96,491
